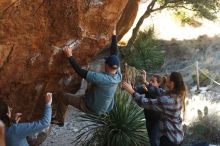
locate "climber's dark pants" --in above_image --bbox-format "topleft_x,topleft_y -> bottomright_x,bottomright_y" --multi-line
52,81 -> 92,124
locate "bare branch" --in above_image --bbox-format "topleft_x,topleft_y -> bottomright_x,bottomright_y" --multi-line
151,1 -> 168,12
127,0 -> 157,47
176,5 -> 194,11
151,0 -> 185,12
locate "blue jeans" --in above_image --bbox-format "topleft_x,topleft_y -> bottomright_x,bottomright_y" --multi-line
146,119 -> 160,146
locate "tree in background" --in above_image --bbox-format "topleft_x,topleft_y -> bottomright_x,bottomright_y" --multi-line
127,0 -> 220,47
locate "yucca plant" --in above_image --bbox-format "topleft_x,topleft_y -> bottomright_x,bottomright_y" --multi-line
126,27 -> 164,72
74,88 -> 149,146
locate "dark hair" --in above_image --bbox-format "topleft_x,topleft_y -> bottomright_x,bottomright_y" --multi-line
152,74 -> 161,83
170,72 -> 186,95
152,74 -> 167,89
169,72 -> 186,113
0,100 -> 11,127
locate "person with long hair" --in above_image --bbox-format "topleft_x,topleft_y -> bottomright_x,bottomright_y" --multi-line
122,72 -> 186,146
0,93 -> 52,146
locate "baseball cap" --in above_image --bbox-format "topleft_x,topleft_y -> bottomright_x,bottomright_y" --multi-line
105,55 -> 120,69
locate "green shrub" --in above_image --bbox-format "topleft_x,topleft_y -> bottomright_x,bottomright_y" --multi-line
74,89 -> 149,146
125,27 -> 164,72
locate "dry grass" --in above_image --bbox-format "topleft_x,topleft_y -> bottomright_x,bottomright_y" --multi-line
188,112 -> 220,144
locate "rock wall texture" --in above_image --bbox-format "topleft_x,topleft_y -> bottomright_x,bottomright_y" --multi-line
0,0 -> 140,141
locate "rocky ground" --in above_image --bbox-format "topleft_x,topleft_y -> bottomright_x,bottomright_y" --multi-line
41,106 -> 85,146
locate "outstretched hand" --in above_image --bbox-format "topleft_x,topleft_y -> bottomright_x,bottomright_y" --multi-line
14,113 -> 22,123
121,81 -> 135,95
45,92 -> 53,105
113,26 -> 116,35
63,46 -> 72,57
140,69 -> 148,84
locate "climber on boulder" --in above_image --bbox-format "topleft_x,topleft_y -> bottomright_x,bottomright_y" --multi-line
51,27 -> 122,127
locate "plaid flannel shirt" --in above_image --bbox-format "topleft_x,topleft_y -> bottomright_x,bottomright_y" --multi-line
132,92 -> 184,144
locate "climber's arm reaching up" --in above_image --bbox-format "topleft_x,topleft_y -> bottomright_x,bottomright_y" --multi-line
109,28 -> 118,56
63,46 -> 88,79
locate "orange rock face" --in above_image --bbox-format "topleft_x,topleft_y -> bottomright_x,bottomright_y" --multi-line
0,0 -> 139,122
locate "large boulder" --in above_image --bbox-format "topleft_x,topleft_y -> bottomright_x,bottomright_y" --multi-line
0,0 -> 139,145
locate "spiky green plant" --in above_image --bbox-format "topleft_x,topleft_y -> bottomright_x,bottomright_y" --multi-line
126,27 -> 164,72
74,89 -> 149,146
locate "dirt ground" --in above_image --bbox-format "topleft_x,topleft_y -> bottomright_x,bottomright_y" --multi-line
41,106 -> 85,146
